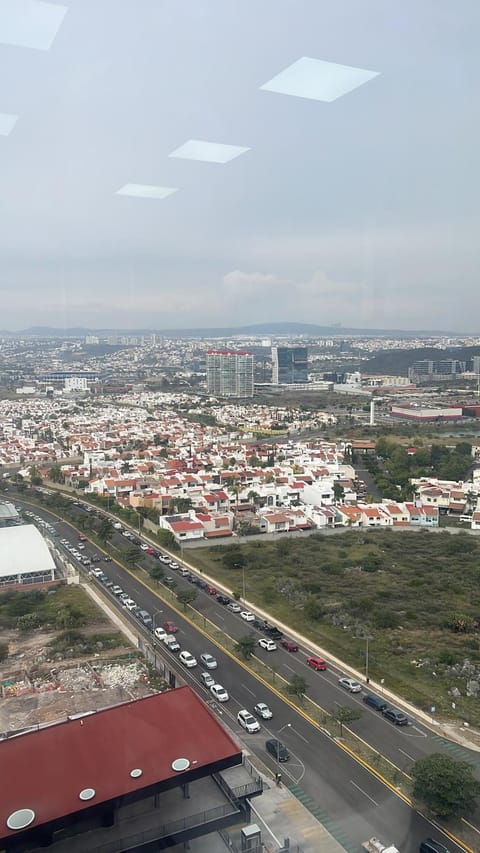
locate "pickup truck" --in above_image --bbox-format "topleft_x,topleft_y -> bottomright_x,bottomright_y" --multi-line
163,634 -> 180,652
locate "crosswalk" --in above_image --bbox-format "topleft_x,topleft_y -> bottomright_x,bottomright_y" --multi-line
431,735 -> 480,768
288,784 -> 356,852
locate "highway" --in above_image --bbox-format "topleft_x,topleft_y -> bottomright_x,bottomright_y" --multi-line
13,494 -> 477,853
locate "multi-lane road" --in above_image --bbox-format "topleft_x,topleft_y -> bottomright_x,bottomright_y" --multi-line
13,494 -> 477,853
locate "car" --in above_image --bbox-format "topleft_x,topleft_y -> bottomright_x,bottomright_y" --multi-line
97,573 -> 109,583
103,556 -> 112,562
210,683 -> 229,702
200,653 -> 217,670
205,585 -> 217,595
265,626 -> 283,640
216,594 -> 230,605
119,592 -> 130,602
419,840 -> 451,853
104,580 -> 114,589
140,543 -> 149,551
163,621 -> 178,633
265,739 -> 289,762
237,709 -> 261,733
137,610 -> 153,628
179,568 -> 190,577
363,694 -> 388,712
112,585 -> 123,596
338,677 -> 362,693
306,656 -> 327,671
254,702 -> 273,720
164,576 -> 175,586
146,548 -> 157,556
197,580 -> 208,590
241,610 -> 255,622
170,562 -> 180,570
154,627 -> 167,641
227,602 -> 241,613
91,556 -> 101,563
281,639 -> 299,652
179,650 -> 198,668
383,708 -> 409,726
200,671 -> 216,688
258,638 -> 277,651
121,597 -> 135,609
163,634 -> 181,652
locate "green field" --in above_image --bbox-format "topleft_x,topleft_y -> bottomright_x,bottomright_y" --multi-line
187,529 -> 480,724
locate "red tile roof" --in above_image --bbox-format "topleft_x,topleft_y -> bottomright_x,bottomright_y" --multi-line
0,689 -> 240,839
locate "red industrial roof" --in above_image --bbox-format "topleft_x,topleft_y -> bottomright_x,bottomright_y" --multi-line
0,688 -> 240,839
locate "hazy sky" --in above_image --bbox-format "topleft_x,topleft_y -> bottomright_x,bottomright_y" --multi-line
1,0 -> 479,332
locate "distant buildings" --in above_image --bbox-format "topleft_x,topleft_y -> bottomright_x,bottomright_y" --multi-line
407,358 -> 480,383
206,350 -> 254,398
272,346 -> 308,385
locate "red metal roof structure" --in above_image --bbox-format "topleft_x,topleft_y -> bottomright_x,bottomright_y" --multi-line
1,688 -> 241,841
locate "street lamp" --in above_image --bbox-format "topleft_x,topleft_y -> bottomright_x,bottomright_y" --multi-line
152,608 -> 163,632
242,564 -> 246,603
355,634 -> 373,684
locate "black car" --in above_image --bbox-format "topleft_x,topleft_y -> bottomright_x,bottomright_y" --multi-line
197,580 -> 208,590
383,708 -> 408,726
253,618 -> 268,630
265,739 -> 289,762
265,626 -> 283,640
216,594 -> 230,605
419,840 -> 451,853
363,694 -> 388,712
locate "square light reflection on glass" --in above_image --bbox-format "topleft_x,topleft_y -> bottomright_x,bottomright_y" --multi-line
0,112 -> 18,136
260,57 -> 380,103
0,0 -> 68,51
116,184 -> 179,200
169,140 -> 250,164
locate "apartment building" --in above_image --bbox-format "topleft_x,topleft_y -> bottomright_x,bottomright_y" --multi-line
206,351 -> 254,398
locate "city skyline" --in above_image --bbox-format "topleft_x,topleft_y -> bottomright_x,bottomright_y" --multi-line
1,1 -> 479,332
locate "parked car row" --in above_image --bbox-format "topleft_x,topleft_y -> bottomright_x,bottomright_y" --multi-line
363,693 -> 409,725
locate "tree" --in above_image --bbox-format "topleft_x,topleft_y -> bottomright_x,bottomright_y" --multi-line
169,497 -> 192,514
49,465 -> 64,484
98,519 -> 114,542
222,549 -> 247,570
412,753 -> 480,818
333,705 -> 362,736
0,641 -> 9,661
149,564 -> 164,582
124,547 -> 141,568
333,482 -> 345,503
177,589 -> 197,611
287,674 -> 307,702
235,634 -> 256,660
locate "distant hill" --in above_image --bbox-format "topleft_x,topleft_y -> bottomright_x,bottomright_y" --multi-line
0,322 -> 467,338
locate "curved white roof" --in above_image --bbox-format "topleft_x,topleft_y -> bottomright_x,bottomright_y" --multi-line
0,525 -> 56,577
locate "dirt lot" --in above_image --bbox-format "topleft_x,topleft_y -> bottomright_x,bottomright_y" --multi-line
0,625 -> 157,733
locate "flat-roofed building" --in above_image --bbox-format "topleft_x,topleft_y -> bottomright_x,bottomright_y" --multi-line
0,688 -> 262,852
0,525 -> 56,588
206,350 -> 254,398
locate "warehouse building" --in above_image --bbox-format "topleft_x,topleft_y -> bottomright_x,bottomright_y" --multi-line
0,525 -> 56,589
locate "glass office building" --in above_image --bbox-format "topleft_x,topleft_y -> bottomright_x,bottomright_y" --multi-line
272,346 -> 308,384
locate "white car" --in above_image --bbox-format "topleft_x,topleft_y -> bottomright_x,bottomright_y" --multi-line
179,651 -> 198,668
227,602 -> 241,613
240,611 -> 255,622
121,597 -> 135,609
154,627 -> 167,641
200,653 -> 217,670
163,634 -> 180,652
258,638 -> 277,651
210,683 -> 229,702
200,671 -> 216,688
338,677 -> 362,693
237,709 -> 261,733
140,544 -> 149,551
254,702 -> 273,720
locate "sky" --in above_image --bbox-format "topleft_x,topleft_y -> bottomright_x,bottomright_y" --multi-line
0,0 -> 479,333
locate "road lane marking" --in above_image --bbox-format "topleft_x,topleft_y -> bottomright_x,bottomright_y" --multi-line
216,613 -> 224,621
291,726 -> 309,744
241,683 -> 256,697
284,664 -> 296,674
398,748 -> 415,762
350,780 -> 379,806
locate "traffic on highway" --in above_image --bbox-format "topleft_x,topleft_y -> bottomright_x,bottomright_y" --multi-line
13,492 -> 475,853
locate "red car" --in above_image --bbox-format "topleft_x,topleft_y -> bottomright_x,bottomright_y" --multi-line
206,586 -> 217,595
146,548 -> 156,556
78,534 -> 87,541
307,656 -> 327,671
163,620 -> 178,633
281,639 -> 299,652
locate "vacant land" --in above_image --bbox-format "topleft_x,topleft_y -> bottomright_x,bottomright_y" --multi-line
189,529 -> 480,724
